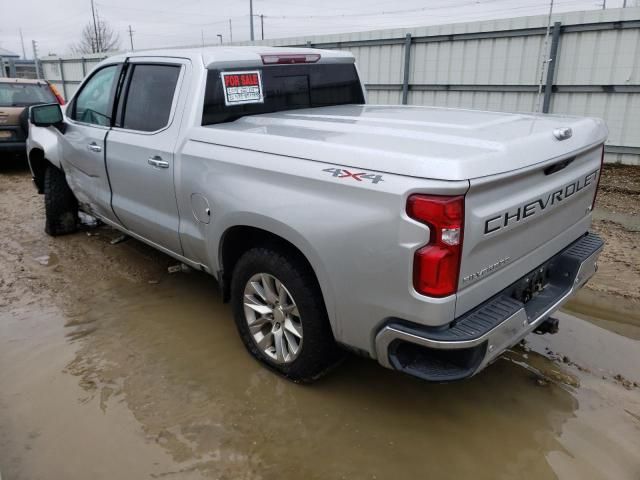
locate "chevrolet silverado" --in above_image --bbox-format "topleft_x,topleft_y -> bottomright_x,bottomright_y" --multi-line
26,46 -> 606,382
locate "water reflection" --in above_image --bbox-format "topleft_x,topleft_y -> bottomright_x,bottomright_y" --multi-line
65,274 -> 579,479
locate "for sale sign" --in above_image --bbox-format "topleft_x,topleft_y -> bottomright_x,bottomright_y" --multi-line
221,71 -> 264,106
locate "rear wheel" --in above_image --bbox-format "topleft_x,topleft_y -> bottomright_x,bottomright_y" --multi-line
44,165 -> 78,236
230,246 -> 343,382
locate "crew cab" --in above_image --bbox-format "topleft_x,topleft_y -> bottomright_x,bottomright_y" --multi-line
26,46 -> 606,382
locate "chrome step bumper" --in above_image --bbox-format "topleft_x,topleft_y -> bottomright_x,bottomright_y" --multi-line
375,232 -> 604,382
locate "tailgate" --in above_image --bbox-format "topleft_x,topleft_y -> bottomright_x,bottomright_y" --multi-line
455,144 -> 603,316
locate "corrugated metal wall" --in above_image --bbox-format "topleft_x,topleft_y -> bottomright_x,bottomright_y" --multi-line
40,7 -> 640,165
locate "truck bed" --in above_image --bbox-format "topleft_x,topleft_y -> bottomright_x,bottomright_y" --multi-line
199,104 -> 608,181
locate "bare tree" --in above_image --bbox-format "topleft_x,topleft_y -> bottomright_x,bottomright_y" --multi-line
71,20 -> 120,54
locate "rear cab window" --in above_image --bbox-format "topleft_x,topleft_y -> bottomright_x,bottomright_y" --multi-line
202,63 -> 364,126
0,82 -> 56,107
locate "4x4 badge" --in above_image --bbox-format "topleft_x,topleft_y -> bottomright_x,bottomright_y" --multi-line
322,168 -> 384,184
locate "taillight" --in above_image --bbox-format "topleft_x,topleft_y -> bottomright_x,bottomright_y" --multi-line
261,53 -> 321,64
407,194 -> 465,297
592,145 -> 605,210
48,82 -> 65,105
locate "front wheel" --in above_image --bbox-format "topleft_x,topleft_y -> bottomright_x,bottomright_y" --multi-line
230,246 -> 343,382
44,165 -> 78,236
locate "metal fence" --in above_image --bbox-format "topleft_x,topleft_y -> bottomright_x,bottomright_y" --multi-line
40,7 -> 640,165
40,53 -> 106,97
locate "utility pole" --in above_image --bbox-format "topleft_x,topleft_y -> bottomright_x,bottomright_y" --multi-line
128,25 -> 134,51
536,0 -> 554,113
32,40 -> 41,79
217,34 -> 223,44
201,30 -> 205,47
260,14 -> 264,40
249,0 -> 254,41
601,0 -> 606,9
90,0 -> 100,52
229,18 -> 233,43
19,28 -> 27,59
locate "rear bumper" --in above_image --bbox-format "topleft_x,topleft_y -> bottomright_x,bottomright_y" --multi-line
375,232 -> 604,382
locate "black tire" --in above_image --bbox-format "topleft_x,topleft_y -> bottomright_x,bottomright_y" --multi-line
230,246 -> 343,383
44,165 -> 78,236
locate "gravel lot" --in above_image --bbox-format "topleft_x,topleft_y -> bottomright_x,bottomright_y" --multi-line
1,161 -> 639,480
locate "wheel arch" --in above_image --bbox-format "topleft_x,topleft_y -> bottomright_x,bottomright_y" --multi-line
217,224 -> 337,334
28,148 -> 51,194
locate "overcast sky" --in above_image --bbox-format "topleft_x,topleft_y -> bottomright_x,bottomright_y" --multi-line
1,0 -> 635,58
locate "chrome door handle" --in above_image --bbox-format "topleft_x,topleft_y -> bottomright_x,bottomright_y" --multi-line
148,156 -> 169,169
87,142 -> 102,153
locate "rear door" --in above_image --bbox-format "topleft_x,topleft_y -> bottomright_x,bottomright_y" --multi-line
105,58 -> 188,254
62,64 -> 122,222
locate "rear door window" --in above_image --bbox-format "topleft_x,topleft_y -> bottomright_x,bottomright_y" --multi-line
120,64 -> 181,132
202,63 -> 364,125
0,83 -> 56,107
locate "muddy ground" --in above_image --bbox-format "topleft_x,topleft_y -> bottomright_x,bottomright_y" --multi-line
1,161 -> 639,480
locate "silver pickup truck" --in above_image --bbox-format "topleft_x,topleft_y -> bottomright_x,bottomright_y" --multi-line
27,46 -> 606,383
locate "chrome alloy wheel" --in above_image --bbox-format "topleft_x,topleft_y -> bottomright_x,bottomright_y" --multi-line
243,273 -> 303,364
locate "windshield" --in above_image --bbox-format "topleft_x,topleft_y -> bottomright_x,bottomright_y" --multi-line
202,63 -> 364,125
0,83 -> 56,107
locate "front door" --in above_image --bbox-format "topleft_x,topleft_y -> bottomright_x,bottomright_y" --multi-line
105,59 -> 188,254
62,63 -> 121,223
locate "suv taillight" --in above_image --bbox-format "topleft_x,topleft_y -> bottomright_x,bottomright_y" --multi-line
407,194 -> 465,297
48,82 -> 65,105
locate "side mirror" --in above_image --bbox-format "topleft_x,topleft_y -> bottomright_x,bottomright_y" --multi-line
30,103 -> 64,127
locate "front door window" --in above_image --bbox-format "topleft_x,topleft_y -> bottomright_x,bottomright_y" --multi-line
72,65 -> 118,126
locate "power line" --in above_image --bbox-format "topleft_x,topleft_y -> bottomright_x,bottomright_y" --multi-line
91,0 -> 598,30
253,0 -> 407,14
261,0 -> 492,19
133,0 -> 594,42
17,11 -> 88,33
261,0 -> 588,20
95,0 -> 210,17
261,0 -> 589,28
17,0 -> 613,52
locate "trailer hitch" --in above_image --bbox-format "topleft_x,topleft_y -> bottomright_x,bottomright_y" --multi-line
534,316 -> 559,335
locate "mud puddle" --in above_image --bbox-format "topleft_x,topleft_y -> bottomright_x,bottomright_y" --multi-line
1,167 -> 640,480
